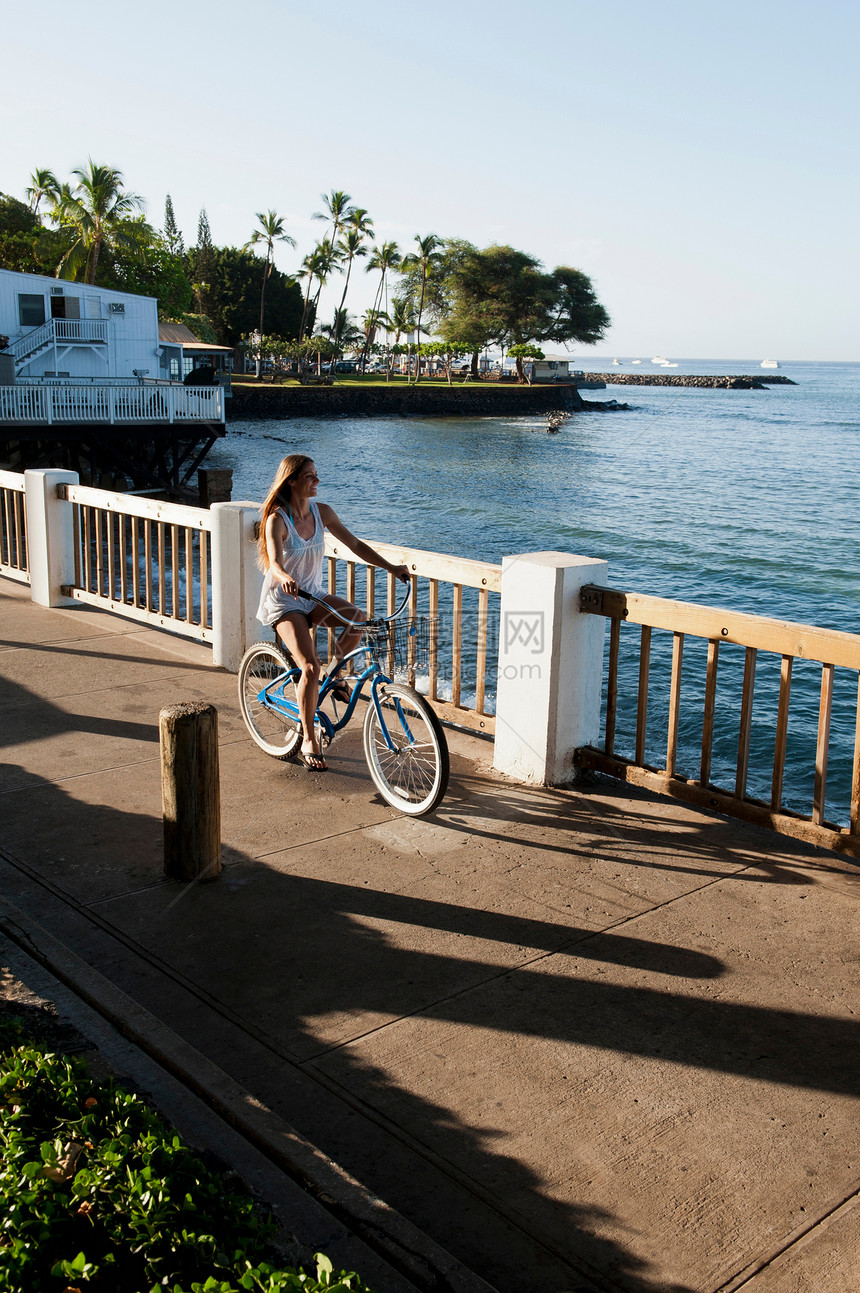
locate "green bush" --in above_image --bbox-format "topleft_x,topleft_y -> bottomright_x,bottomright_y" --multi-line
0,1019 -> 373,1292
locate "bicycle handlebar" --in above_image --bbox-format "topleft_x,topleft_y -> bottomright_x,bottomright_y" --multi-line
295,577 -> 411,628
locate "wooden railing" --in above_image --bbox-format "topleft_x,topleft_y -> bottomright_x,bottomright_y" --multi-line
58,484 -> 212,641
0,382 -> 223,425
324,535 -> 501,734
0,470 -> 28,584
577,584 -> 860,858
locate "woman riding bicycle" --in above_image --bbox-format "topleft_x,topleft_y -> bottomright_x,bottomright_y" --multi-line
257,453 -> 409,771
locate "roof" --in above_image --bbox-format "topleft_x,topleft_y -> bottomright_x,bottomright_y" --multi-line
158,321 -> 233,353
158,322 -> 201,344
0,266 -> 156,302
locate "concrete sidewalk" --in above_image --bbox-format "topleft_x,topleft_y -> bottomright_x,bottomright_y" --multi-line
2,574 -> 859,1293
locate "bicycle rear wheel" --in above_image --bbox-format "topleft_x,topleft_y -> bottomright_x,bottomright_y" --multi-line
362,683 -> 449,816
238,643 -> 302,760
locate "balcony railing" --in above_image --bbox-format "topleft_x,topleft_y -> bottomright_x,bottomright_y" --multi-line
0,381 -> 223,425
8,318 -> 110,366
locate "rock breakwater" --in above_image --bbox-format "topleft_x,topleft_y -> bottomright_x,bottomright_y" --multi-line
581,372 -> 797,389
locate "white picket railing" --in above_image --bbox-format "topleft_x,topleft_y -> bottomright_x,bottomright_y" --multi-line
0,382 -> 223,425
8,320 -> 55,362
0,469 -> 28,583
4,470 -> 601,784
8,318 -> 110,365
53,319 -> 110,345
60,483 -> 213,641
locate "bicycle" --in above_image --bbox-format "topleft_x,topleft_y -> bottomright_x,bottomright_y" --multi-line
237,584 -> 450,816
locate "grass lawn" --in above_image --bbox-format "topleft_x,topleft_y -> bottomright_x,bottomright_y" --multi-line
231,375 -> 561,391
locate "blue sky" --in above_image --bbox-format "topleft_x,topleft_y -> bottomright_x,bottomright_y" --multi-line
3,0 -> 858,360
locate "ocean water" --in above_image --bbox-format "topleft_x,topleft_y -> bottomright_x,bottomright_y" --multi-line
207,358 -> 860,825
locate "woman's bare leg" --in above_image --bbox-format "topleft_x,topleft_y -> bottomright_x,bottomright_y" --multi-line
275,614 -> 326,766
312,594 -> 367,673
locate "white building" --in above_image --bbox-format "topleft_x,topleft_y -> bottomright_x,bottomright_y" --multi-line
0,269 -> 225,495
0,268 -> 167,380
530,355 -> 573,383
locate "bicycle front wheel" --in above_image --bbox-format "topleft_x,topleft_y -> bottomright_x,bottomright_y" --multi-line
238,643 -> 302,760
363,683 -> 449,816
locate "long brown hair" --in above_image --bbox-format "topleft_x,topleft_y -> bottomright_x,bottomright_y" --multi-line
257,454 -> 314,569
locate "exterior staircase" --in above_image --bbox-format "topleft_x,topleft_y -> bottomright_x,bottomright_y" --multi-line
10,318 -> 109,375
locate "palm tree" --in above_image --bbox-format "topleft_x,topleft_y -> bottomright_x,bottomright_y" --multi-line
361,241 -> 400,370
308,239 -> 343,335
385,296 -> 418,380
25,169 -> 59,218
245,210 -> 296,375
320,309 -> 363,357
297,250 -> 320,342
53,161 -> 144,283
360,307 -> 390,369
332,215 -> 372,348
313,190 -> 355,242
400,234 -> 442,383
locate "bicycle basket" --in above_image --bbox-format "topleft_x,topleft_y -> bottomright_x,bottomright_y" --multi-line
362,616 -> 437,675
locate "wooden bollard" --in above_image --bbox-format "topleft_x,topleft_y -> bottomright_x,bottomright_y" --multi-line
159,701 -> 222,881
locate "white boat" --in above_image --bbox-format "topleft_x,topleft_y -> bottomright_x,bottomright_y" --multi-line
612,358 -> 621,365
631,359 -> 642,364
761,359 -> 779,368
664,362 -> 679,368
651,356 -> 669,364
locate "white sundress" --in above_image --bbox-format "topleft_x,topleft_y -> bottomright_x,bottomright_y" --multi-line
256,502 -> 327,626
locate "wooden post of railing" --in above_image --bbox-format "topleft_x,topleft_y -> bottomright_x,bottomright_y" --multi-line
23,469 -> 79,607
494,552 -> 608,785
160,702 -> 222,882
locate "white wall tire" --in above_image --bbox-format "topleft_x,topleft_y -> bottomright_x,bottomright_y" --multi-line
362,683 -> 449,815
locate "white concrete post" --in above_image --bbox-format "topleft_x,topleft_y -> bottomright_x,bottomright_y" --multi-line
210,501 -> 263,671
23,468 -> 79,607
493,551 -> 608,786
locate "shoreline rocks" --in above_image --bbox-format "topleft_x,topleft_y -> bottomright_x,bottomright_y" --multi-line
580,372 -> 797,389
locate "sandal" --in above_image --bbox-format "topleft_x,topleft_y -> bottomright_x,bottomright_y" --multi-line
298,747 -> 328,771
329,677 -> 353,704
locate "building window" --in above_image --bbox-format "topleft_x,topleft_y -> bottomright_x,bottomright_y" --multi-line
170,358 -> 180,380
183,357 -> 193,377
18,295 -> 46,327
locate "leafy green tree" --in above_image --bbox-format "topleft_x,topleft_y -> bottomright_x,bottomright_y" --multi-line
166,312 -> 218,343
245,210 -> 297,371
208,246 -> 303,346
0,192 -> 70,275
95,217 -> 193,317
442,244 -> 609,381
400,233 -> 442,383
507,342 -> 545,384
52,161 -> 145,283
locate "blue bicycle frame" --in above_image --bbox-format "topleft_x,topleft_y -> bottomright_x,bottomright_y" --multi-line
257,636 -> 416,754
